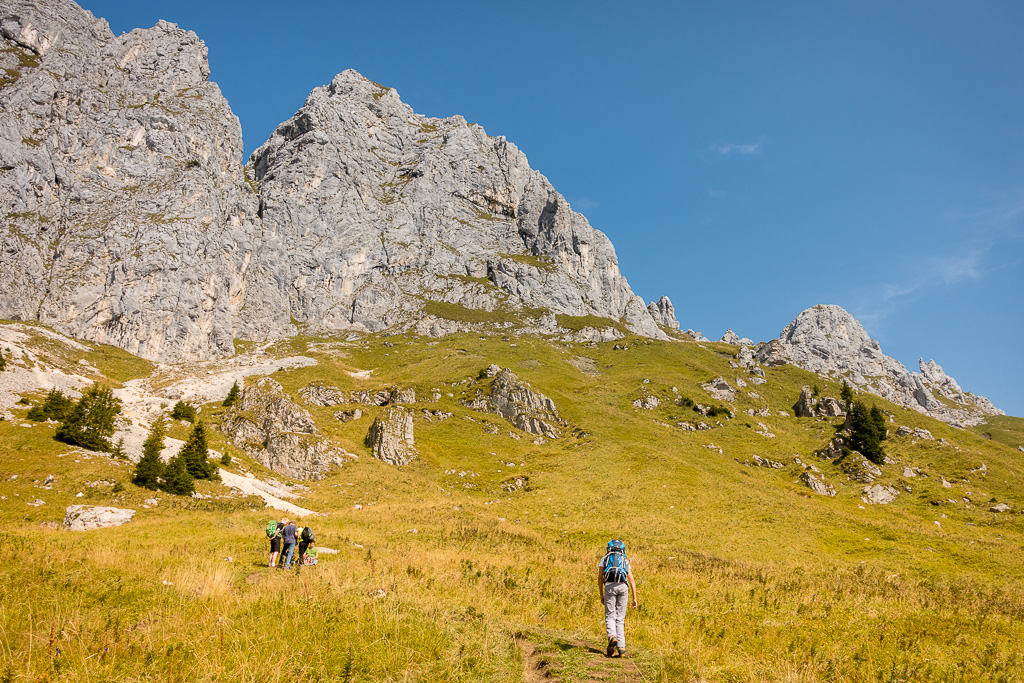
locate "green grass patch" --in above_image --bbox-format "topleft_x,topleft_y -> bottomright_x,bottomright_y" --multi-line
555,314 -> 628,334
422,301 -> 520,326
499,252 -> 557,271
3,331 -> 1024,681
971,415 -> 1024,450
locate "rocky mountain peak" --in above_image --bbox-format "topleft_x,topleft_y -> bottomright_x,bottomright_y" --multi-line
759,304 -> 1002,426
239,68 -> 667,342
0,1 -> 673,359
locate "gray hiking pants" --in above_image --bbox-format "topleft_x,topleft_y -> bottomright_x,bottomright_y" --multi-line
603,581 -> 629,648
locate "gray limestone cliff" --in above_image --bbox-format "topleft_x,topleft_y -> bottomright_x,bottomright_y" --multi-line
0,0 -> 258,361
240,70 -> 668,342
757,305 -> 1002,426
1,2 -> 673,357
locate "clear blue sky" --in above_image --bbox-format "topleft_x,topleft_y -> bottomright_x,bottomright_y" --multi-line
81,0 -> 1023,417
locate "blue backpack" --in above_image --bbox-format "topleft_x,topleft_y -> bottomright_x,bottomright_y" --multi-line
602,540 -> 629,583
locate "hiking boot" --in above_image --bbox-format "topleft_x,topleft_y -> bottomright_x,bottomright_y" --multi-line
606,637 -> 617,657
616,646 -> 626,658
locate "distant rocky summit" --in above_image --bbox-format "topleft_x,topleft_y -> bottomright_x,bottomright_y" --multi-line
757,305 -> 1002,426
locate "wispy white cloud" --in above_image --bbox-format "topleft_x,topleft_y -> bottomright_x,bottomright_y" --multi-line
853,190 -> 1023,332
568,196 -> 600,212
718,142 -> 760,155
708,188 -> 727,199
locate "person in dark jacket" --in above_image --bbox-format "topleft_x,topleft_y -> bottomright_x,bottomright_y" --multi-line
297,526 -> 315,567
280,518 -> 298,569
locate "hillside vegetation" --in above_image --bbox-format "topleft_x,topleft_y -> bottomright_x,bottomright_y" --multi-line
2,330 -> 1022,682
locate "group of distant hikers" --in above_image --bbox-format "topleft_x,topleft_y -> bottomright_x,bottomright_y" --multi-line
262,521 -> 637,657
265,518 -> 317,569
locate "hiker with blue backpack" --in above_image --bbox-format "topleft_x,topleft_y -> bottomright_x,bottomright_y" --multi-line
598,539 -> 638,658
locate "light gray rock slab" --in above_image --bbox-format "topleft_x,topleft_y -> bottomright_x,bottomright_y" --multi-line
62,505 -> 135,530
800,471 -> 835,496
862,484 -> 899,505
366,406 -> 417,465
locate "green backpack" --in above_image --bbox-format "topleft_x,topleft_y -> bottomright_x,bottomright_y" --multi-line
265,520 -> 279,538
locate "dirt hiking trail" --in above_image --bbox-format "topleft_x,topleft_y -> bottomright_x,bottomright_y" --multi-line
516,633 -> 644,683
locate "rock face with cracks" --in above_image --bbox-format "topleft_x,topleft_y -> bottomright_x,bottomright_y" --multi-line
0,0 -> 258,362
241,69 -> 670,342
462,367 -> 564,438
366,406 -> 417,465
223,377 -> 345,480
0,2 -> 674,361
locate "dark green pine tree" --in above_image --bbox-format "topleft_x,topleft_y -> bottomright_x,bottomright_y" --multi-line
171,401 -> 197,421
840,381 -> 855,410
179,421 -> 218,480
223,381 -> 241,407
133,419 -> 166,490
870,405 -> 888,442
848,401 -> 886,464
161,454 -> 195,496
41,388 -> 74,421
55,384 -> 122,452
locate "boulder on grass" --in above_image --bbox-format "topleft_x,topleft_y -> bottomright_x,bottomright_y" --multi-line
62,505 -> 136,531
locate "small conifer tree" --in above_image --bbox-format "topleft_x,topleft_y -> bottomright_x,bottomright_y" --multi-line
870,405 -> 888,442
171,401 -> 197,422
848,400 -> 886,464
55,384 -> 121,452
0,348 -> 6,372
840,381 -> 855,410
28,388 -> 74,422
223,381 -> 240,407
180,421 -> 218,480
133,419 -> 166,490
161,454 -> 195,496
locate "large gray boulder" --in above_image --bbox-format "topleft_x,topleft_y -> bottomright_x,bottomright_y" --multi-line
800,472 -> 836,497
223,377 -> 345,480
462,367 -> 563,438
756,305 -> 1002,426
366,406 -> 417,465
862,484 -> 899,505
62,505 -> 135,530
0,0 -> 259,361
794,386 -> 816,417
794,385 -> 846,418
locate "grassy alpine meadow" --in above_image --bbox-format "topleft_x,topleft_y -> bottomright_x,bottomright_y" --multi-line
2,331 -> 1023,682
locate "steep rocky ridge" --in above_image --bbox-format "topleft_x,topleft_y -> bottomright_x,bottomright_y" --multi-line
240,70 -> 667,342
0,0 -> 258,361
757,305 -> 1002,426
